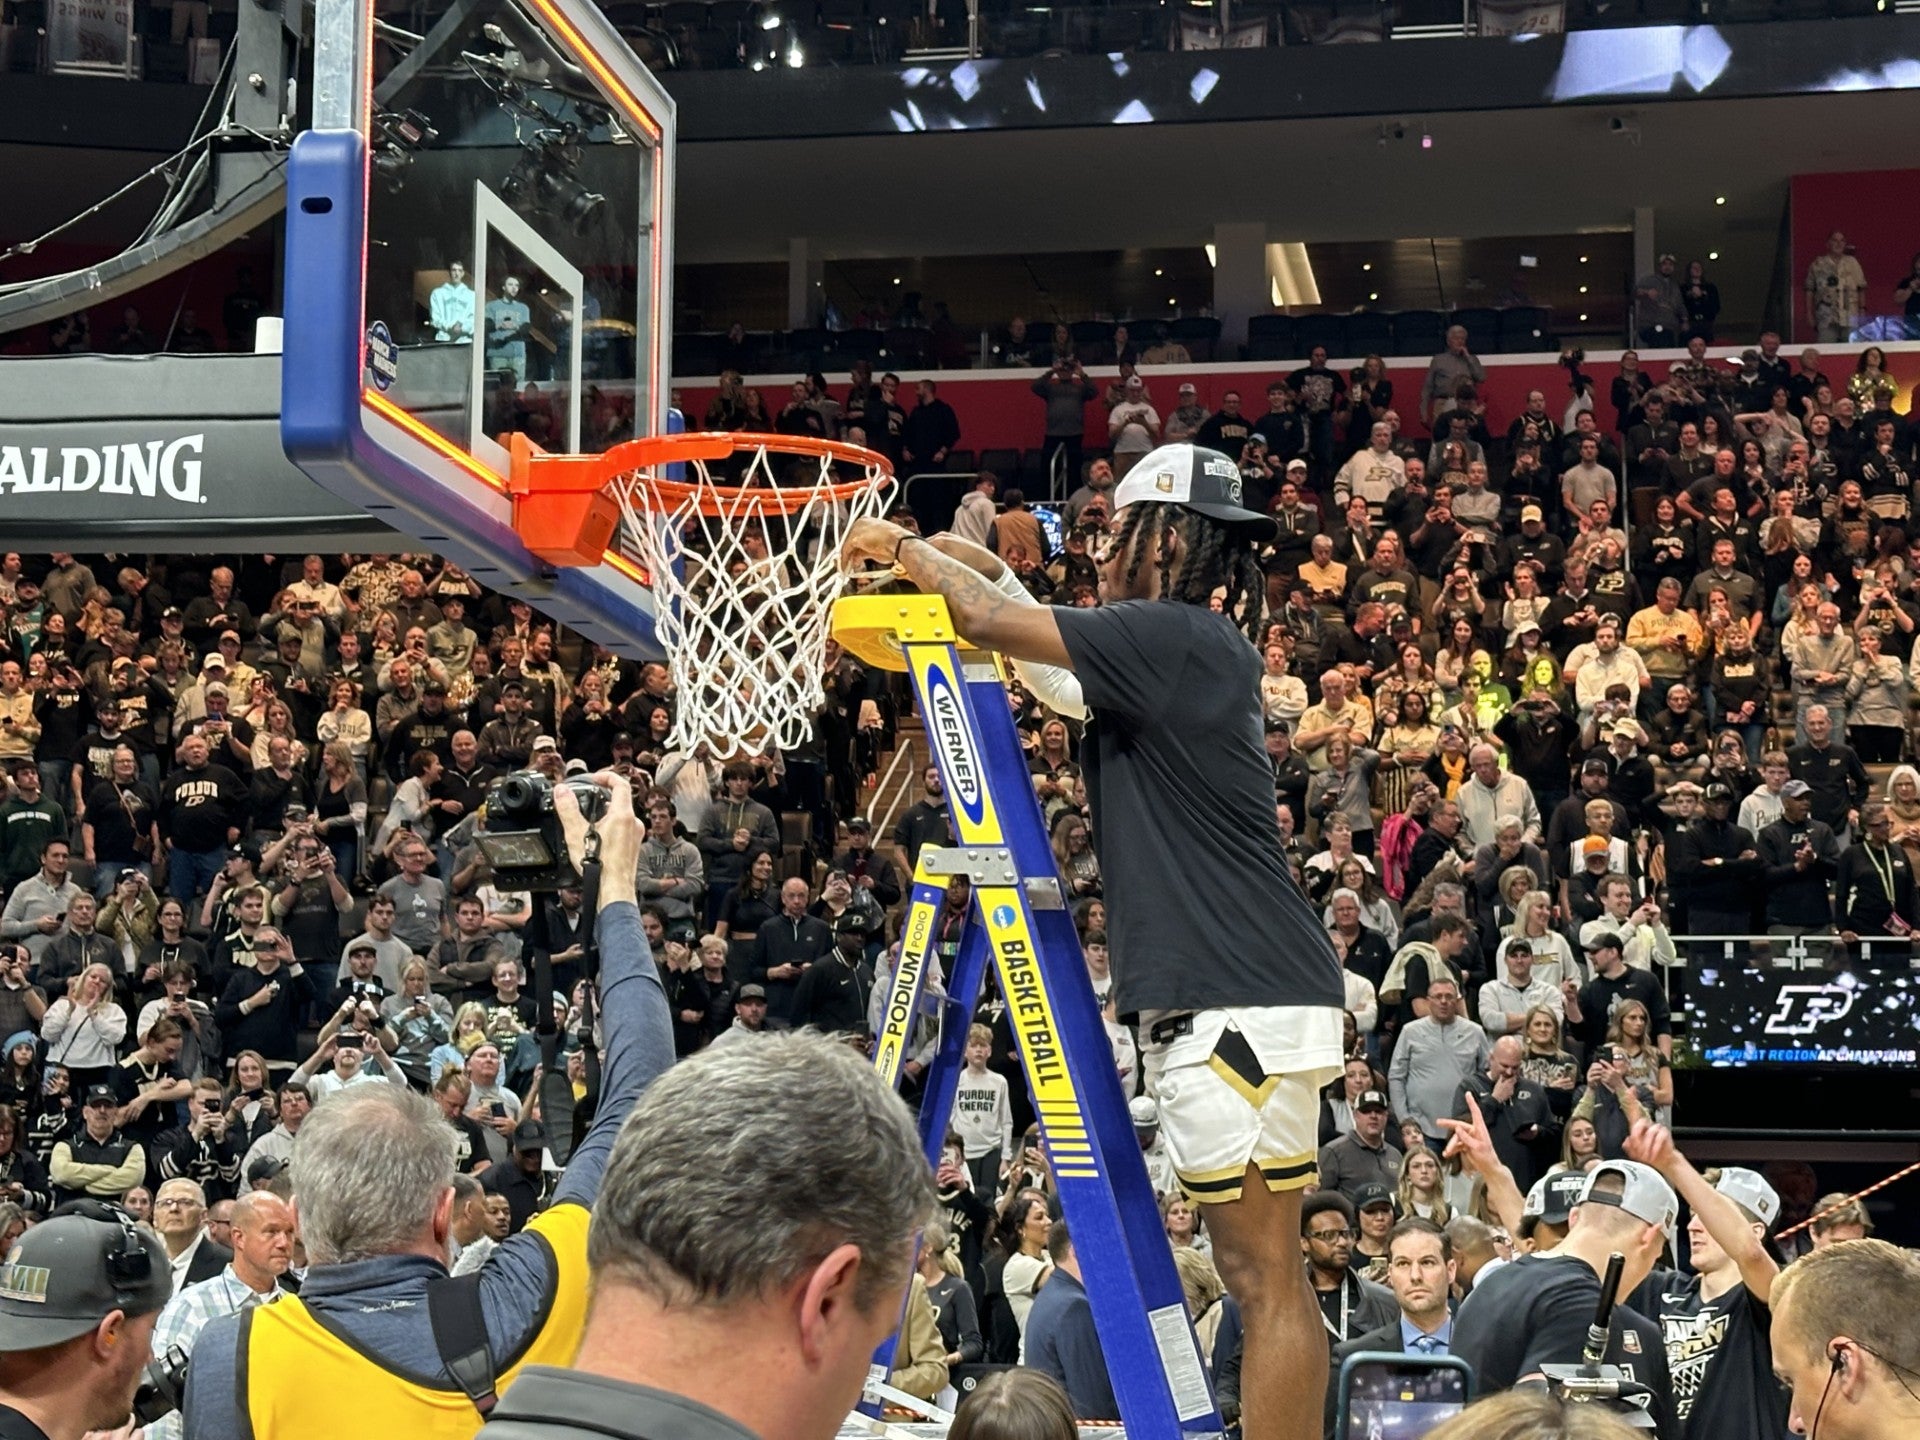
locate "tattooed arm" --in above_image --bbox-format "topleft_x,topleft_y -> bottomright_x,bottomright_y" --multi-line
844,519 -> 1073,668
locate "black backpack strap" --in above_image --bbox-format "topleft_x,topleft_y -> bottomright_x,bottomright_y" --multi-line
427,1271 -> 498,1415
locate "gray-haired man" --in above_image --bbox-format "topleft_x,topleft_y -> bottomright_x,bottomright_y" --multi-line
477,1031 -> 934,1440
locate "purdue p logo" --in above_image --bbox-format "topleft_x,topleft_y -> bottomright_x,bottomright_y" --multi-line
1764,984 -> 1856,1036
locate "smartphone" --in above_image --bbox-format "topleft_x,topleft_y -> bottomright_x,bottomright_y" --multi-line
1335,1353 -> 1472,1440
490,1102 -> 507,1119
335,1032 -> 363,1049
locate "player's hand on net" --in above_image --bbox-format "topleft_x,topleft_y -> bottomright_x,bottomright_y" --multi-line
842,517 -> 911,571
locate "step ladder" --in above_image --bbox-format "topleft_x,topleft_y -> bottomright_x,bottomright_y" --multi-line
833,593 -> 1223,1437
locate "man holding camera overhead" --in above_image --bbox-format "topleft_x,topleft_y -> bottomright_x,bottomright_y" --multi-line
182,773 -> 676,1440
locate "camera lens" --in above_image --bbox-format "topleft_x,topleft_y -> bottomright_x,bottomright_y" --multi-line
496,775 -> 541,819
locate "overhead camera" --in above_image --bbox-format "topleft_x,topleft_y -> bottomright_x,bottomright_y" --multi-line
371,108 -> 439,189
501,126 -> 606,236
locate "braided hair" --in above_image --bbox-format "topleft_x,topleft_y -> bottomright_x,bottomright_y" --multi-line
1109,500 -> 1267,643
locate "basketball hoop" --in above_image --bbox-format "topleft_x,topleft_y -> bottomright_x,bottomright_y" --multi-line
508,430 -> 895,756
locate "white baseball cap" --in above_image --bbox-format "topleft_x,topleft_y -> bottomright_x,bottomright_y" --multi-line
1578,1159 -> 1679,1234
1713,1166 -> 1780,1228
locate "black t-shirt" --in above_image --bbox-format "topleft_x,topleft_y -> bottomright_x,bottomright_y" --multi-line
110,1053 -> 186,1149
1454,1253 -> 1679,1440
1054,601 -> 1344,1017
83,780 -> 156,863
0,1404 -> 51,1440
448,1110 -> 491,1174
1631,1269 -> 1791,1440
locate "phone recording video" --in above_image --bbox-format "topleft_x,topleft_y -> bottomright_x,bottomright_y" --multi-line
1337,1353 -> 1472,1440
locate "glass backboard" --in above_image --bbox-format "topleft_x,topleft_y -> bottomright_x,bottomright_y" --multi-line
282,0 -> 674,655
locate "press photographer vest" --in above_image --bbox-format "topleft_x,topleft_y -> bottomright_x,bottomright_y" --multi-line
237,1204 -> 590,1440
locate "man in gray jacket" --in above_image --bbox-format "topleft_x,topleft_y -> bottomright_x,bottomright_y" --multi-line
637,797 -> 704,939
1389,977 -> 1490,1151
1316,1089 -> 1403,1205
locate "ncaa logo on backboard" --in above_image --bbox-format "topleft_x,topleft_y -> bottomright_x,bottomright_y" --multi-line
992,904 -> 1017,929
924,669 -> 984,826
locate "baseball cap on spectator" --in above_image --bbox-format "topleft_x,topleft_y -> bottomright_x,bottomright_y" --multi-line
1585,930 -> 1624,956
1285,459 -> 1308,475
1353,1182 -> 1394,1213
1128,1096 -> 1159,1129
1713,1166 -> 1781,1227
531,735 -> 558,754
610,732 -> 634,752
1703,782 -> 1735,805
1355,1089 -> 1389,1113
218,629 -> 242,645
500,680 -> 525,696
161,606 -> 184,621
347,941 -> 377,958
735,984 -> 767,1004
204,682 -> 229,700
82,1084 -> 117,1108
1520,504 -> 1544,523
1577,1159 -> 1679,1233
201,654 -> 227,672
847,816 -> 873,833
423,680 -> 448,697
1580,757 -> 1611,776
1178,382 -> 1197,396
831,911 -> 867,935
228,839 -> 262,867
247,1155 -> 288,1186
1523,1172 -> 1590,1226
1582,836 -> 1612,860
0,1205 -> 171,1349
564,759 -> 589,777
1779,780 -> 1812,799
511,1120 -> 549,1153
1608,720 -> 1638,740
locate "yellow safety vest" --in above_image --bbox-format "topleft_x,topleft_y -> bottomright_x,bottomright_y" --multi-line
242,1203 -> 591,1440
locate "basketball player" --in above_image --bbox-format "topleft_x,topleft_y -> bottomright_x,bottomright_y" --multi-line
846,441 -> 1347,1440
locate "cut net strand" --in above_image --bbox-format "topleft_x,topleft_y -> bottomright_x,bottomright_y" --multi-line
608,438 -> 894,757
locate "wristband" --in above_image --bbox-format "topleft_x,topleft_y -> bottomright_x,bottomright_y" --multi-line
891,533 -> 919,568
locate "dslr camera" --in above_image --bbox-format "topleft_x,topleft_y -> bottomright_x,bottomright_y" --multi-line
478,769 -> 608,891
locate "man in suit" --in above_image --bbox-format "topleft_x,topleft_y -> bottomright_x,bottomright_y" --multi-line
1324,1219 -> 1458,1438
1024,1219 -> 1118,1421
154,1176 -> 233,1290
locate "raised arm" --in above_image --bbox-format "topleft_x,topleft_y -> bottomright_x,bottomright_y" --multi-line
844,519 -> 1072,668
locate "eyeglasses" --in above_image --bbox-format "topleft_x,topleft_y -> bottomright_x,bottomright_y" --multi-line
1309,1227 -> 1356,1242
154,1197 -> 201,1211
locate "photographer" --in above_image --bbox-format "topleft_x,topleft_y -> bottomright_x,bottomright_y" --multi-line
1031,355 -> 1097,489
154,1076 -> 246,1199
182,772 -> 677,1437
0,1203 -> 172,1440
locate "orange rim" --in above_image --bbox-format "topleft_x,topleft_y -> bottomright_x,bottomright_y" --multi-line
511,430 -> 893,517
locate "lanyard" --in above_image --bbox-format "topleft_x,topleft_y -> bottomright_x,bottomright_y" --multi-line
1866,843 -> 1896,900
1319,1278 -> 1353,1341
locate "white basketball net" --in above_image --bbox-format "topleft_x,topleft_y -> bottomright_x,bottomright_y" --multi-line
609,441 -> 895,757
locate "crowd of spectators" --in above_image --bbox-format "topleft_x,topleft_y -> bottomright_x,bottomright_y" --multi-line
0,303 -> 1912,1428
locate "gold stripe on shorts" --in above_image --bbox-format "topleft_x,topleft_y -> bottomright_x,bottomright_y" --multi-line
1206,1026 -> 1280,1110
1256,1152 -> 1319,1194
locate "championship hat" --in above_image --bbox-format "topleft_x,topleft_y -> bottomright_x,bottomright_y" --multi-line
1111,443 -> 1277,541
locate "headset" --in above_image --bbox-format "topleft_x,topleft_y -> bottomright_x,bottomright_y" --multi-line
51,1199 -> 155,1311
